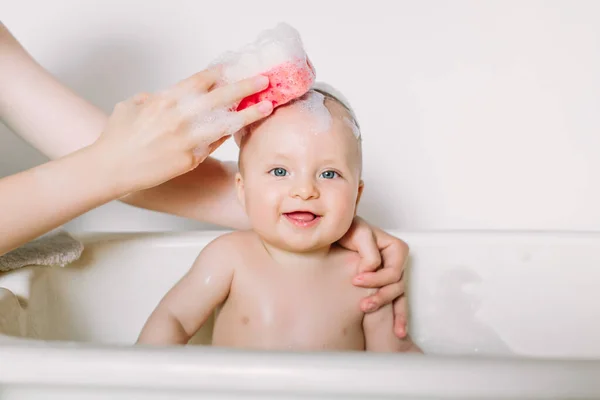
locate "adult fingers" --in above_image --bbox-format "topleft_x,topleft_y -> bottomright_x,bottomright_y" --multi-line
352,233 -> 408,287
171,67 -> 224,94
206,75 -> 270,109
360,280 -> 405,313
340,218 -> 382,274
131,92 -> 152,106
353,263 -> 403,288
235,100 -> 273,127
188,100 -> 273,149
393,295 -> 408,338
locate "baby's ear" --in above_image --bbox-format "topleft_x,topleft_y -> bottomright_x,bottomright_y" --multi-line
355,180 -> 364,210
235,172 -> 246,210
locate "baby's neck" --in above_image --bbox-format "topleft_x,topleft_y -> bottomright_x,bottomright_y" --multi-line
260,240 -> 334,268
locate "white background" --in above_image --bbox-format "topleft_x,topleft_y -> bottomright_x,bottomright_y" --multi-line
1,0 -> 599,232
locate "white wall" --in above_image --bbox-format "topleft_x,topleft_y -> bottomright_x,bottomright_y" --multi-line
1,0 -> 599,232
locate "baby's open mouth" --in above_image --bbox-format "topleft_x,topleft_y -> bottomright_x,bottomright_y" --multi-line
283,211 -> 322,227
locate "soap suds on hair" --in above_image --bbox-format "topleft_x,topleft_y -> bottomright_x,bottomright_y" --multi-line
293,90 -> 332,134
343,116 -> 361,140
311,82 -> 361,141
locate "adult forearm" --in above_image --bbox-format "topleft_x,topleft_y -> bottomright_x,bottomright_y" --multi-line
0,144 -> 123,255
0,23 -> 106,158
121,158 -> 251,230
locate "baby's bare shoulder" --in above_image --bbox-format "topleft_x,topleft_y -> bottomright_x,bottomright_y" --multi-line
327,245 -> 372,296
329,245 -> 362,271
197,230 -> 259,263
208,230 -> 256,246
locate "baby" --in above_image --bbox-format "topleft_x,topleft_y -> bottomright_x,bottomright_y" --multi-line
137,83 -> 421,353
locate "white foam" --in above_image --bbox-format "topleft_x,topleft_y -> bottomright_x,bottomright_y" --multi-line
312,81 -> 361,140
211,23 -> 309,84
192,108 -> 244,137
187,107 -> 244,157
294,90 -> 332,134
171,90 -> 245,153
343,116 -> 361,140
233,90 -> 330,146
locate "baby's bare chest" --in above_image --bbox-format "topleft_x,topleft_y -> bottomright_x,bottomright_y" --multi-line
212,259 -> 369,350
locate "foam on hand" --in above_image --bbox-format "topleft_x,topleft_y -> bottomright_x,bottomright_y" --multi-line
190,107 -> 245,140
174,93 -> 245,155
210,23 -> 316,111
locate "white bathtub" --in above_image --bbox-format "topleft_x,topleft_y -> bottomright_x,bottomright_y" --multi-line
1,230 -> 600,399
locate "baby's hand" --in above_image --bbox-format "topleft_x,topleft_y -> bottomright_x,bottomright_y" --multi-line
337,216 -> 409,339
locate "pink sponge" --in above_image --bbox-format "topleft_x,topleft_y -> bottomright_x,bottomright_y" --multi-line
237,57 -> 315,111
210,23 -> 316,111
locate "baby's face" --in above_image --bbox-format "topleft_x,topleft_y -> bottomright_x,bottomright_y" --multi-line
236,92 -> 363,253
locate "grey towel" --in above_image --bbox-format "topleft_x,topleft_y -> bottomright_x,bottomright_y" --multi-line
0,230 -> 84,272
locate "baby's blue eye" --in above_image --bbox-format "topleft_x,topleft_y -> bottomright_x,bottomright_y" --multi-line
270,168 -> 288,177
321,170 -> 338,179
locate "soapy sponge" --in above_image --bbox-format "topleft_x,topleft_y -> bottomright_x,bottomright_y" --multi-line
210,23 -> 316,111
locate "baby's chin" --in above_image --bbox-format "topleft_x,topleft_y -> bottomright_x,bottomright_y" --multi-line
273,237 -> 332,254
264,228 -> 346,255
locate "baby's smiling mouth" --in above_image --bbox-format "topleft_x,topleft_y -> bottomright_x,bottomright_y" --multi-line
282,211 -> 322,227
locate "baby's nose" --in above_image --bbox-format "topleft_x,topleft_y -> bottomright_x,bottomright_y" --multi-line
290,178 -> 319,200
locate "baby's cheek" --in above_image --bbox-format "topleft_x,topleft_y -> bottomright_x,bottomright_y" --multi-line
246,185 -> 282,219
327,189 -> 356,221
329,205 -> 356,242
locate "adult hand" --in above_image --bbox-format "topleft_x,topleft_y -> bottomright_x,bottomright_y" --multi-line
93,68 -> 273,195
337,216 -> 410,339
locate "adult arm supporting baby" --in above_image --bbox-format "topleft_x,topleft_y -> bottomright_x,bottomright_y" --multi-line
363,303 -> 422,353
136,236 -> 234,345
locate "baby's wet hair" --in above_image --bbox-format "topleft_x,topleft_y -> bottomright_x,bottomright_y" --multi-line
311,82 -> 361,142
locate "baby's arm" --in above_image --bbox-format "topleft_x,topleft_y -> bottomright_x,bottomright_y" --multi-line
136,235 -> 235,345
363,303 -> 422,353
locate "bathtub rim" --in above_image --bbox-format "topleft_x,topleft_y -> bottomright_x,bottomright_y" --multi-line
1,340 -> 600,398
